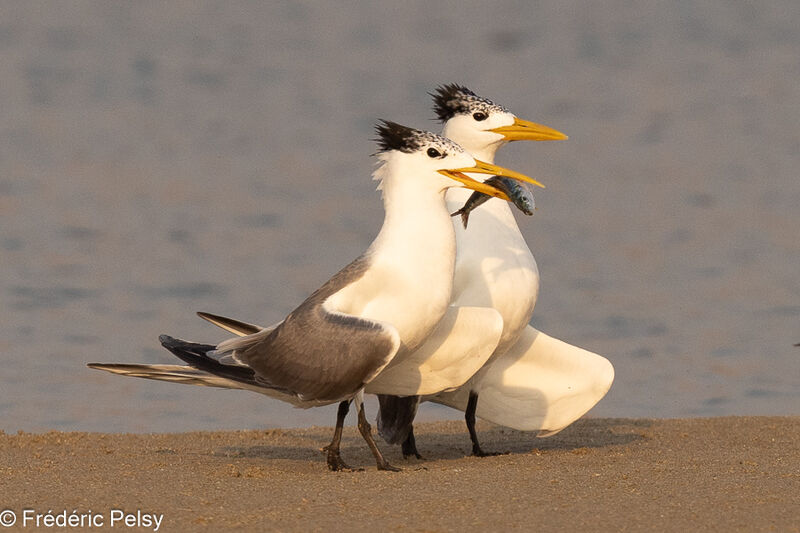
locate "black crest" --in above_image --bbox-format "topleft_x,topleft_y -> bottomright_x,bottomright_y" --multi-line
431,84 -> 507,123
431,84 -> 478,122
374,120 -> 424,153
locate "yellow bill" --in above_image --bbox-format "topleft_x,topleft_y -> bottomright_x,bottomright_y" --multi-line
440,172 -> 511,200
490,117 -> 567,142
439,159 -> 545,200
443,159 -> 545,189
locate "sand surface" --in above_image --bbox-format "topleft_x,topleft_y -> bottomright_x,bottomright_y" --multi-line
2,417 -> 798,532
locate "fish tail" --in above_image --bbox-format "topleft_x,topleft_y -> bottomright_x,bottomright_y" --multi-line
450,207 -> 470,229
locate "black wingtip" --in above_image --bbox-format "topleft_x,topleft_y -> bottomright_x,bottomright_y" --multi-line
159,334 -> 177,348
158,334 -> 260,386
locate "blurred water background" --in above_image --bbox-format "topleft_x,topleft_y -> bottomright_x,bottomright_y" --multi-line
1,1 -> 798,433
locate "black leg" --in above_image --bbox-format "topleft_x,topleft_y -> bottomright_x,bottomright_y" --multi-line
401,428 -> 423,459
465,391 -> 504,457
357,402 -> 400,472
325,400 -> 358,471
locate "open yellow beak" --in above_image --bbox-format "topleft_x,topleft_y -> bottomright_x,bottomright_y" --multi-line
439,159 -> 544,200
490,117 -> 567,142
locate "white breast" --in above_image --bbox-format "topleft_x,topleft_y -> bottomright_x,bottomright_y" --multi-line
326,188 -> 456,353
446,187 -> 540,354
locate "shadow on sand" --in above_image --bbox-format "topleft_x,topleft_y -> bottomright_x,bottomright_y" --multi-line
207,418 -> 650,468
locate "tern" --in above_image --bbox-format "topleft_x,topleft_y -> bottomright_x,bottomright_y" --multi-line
89,121 -> 542,472
375,85 -> 614,458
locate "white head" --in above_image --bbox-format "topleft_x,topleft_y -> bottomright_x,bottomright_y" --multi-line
432,84 -> 567,162
373,121 -> 543,200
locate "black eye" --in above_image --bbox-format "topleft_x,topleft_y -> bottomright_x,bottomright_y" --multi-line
427,147 -> 441,158
473,112 -> 488,121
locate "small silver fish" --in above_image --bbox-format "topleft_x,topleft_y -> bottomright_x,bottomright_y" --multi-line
451,176 -> 535,229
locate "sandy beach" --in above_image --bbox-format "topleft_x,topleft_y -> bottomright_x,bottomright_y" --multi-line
2,417 -> 797,531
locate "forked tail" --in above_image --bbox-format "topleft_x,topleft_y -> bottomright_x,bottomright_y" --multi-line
87,362 -> 257,391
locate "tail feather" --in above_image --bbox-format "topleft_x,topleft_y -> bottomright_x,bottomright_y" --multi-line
158,334 -> 261,387
87,363 -> 256,391
196,311 -> 261,336
376,394 -> 419,445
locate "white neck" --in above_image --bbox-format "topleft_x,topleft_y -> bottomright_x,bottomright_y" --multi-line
370,162 -> 455,266
464,142 -> 500,164
440,121 -> 504,164
339,161 -> 457,350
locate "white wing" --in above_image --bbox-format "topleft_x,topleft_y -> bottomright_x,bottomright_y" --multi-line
364,306 -> 503,396
431,325 -> 614,434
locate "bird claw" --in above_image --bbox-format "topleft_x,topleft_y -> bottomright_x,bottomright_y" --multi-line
472,447 -> 508,458
326,451 -> 361,472
401,443 -> 424,460
328,461 -> 362,472
377,461 -> 402,472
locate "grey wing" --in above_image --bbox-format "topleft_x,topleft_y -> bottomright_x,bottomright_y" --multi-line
219,302 -> 401,403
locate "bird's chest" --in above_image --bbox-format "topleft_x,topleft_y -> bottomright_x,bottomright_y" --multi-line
456,247 -> 539,316
450,207 -> 540,346
330,220 -> 457,351
369,241 -> 455,350
480,252 -> 539,345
